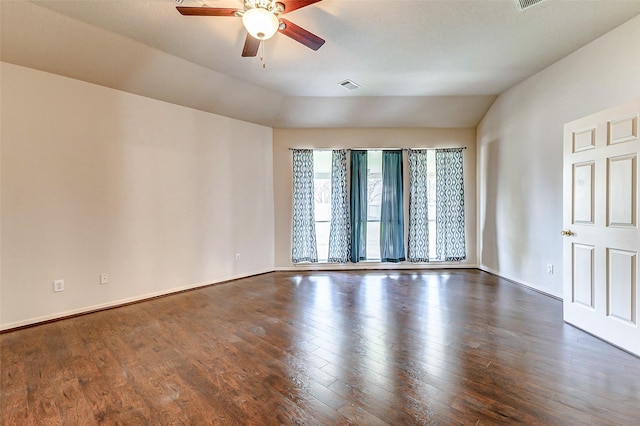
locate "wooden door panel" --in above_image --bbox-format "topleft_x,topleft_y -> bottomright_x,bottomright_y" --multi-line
573,127 -> 596,152
573,162 -> 595,225
607,154 -> 637,228
606,248 -> 637,324
572,243 -> 595,308
608,114 -> 638,145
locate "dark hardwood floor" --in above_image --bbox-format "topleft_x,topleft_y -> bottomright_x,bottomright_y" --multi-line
2,270 -> 640,424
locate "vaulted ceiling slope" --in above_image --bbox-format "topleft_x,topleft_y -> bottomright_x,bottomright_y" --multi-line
2,0 -> 640,128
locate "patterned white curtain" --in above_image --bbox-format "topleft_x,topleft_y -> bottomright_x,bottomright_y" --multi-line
291,149 -> 318,263
327,150 -> 350,263
436,148 -> 466,261
408,149 -> 430,262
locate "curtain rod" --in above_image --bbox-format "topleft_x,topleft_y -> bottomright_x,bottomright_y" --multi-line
402,147 -> 467,151
288,147 -> 467,151
288,148 -> 349,151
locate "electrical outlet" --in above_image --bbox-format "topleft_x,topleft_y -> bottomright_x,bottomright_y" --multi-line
547,264 -> 554,274
53,279 -> 65,292
100,273 -> 109,285
235,253 -> 241,262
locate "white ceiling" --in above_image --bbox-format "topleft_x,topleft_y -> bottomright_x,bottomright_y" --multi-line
2,0 -> 640,128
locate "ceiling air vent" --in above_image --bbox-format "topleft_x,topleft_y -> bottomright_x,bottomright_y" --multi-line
338,79 -> 361,91
514,0 -> 545,11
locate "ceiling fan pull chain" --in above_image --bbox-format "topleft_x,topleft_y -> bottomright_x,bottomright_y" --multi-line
261,40 -> 266,68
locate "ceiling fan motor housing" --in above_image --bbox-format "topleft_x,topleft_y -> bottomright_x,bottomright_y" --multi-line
244,0 -> 284,14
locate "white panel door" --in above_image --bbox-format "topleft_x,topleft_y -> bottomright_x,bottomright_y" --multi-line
563,99 -> 640,355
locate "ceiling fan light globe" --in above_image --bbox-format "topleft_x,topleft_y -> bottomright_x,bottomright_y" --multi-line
242,8 -> 279,40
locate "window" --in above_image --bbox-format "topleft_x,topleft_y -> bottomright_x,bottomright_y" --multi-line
314,151 -> 385,261
313,151 -> 332,261
407,148 -> 466,262
426,150 -> 437,258
365,151 -> 382,260
295,148 -> 465,264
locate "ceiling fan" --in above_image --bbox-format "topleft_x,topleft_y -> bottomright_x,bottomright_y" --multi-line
177,0 -> 325,57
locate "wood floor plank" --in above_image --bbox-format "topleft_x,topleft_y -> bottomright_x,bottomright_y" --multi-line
2,269 -> 640,424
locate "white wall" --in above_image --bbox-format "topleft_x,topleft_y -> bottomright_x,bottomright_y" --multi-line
3,15 -> 638,330
273,128 -> 477,269
0,62 -> 274,329
477,16 -> 640,297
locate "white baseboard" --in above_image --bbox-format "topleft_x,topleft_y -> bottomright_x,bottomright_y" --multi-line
0,268 -> 274,332
275,263 -> 479,272
479,265 -> 562,300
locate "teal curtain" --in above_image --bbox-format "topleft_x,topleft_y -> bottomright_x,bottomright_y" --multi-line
380,150 -> 406,263
436,148 -> 466,261
408,149 -> 430,262
291,149 -> 318,263
350,151 -> 367,263
327,150 -> 350,263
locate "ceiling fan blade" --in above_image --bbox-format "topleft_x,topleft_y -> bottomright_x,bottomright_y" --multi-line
176,7 -> 238,17
278,0 -> 322,14
242,35 -> 260,57
278,18 -> 325,51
